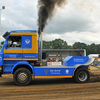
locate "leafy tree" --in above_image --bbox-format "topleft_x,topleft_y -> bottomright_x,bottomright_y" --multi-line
68,45 -> 73,49
96,44 -> 100,54
43,38 -> 69,49
0,41 -> 5,49
73,42 -> 86,49
88,43 -> 98,54
1,41 -> 5,45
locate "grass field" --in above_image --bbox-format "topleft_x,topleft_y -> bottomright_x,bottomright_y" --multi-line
90,65 -> 100,70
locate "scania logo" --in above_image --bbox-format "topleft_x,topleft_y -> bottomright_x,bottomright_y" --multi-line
25,39 -> 30,44
65,70 -> 69,74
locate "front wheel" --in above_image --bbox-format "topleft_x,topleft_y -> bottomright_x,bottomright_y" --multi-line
74,68 -> 90,83
13,68 -> 32,86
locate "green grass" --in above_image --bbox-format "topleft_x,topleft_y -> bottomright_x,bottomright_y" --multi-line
90,65 -> 100,70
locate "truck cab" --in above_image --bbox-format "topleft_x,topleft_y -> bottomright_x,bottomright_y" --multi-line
0,30 -> 95,86
3,30 -> 38,61
0,30 -> 38,81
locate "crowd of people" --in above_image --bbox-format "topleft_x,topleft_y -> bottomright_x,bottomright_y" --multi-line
48,57 -> 62,62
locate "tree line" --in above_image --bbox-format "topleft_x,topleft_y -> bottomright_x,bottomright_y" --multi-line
0,38 -> 100,55
43,38 -> 100,55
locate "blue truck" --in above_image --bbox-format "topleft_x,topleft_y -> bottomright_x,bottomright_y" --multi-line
0,30 -> 95,85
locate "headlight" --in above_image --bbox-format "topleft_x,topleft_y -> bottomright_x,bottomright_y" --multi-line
0,66 -> 2,71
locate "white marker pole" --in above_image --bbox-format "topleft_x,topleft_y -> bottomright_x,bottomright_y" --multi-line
0,6 -> 5,36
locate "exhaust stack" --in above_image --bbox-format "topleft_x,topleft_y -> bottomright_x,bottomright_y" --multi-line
40,31 -> 43,66
38,31 -> 43,66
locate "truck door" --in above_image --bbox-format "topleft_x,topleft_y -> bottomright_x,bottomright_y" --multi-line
22,35 -> 38,61
3,36 -> 23,60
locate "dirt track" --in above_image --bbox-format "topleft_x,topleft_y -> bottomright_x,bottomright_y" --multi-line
0,70 -> 100,100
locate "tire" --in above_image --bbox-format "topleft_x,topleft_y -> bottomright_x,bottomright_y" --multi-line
13,68 -> 32,86
74,68 -> 90,83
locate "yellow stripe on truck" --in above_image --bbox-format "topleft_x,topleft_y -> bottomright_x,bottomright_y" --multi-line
3,49 -> 22,53
35,76 -> 73,79
10,32 -> 37,36
3,58 -> 38,61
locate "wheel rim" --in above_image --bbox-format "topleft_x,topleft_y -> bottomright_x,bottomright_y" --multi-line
78,71 -> 87,82
17,72 -> 28,83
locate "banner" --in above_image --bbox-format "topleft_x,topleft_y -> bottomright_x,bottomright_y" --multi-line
47,62 -> 62,66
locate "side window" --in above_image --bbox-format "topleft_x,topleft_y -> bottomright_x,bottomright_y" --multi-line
7,36 -> 22,47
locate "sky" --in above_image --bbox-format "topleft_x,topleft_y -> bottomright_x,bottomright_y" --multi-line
0,0 -> 100,45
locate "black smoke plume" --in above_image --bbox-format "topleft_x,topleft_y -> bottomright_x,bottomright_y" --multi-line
38,0 -> 67,36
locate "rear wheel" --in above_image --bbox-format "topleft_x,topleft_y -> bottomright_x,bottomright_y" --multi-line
13,68 -> 32,86
74,68 -> 90,83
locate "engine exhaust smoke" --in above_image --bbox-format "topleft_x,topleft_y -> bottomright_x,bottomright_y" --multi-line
38,0 -> 67,36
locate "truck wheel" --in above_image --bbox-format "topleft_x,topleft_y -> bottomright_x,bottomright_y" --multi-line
13,68 -> 32,86
74,68 -> 90,83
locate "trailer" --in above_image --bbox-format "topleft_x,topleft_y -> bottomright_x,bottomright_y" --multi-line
0,30 -> 95,85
